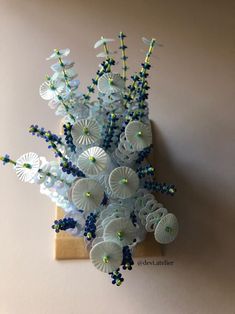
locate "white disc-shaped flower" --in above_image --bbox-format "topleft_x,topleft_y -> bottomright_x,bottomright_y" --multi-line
50,60 -> 74,72
109,166 -> 139,199
71,119 -> 100,146
98,73 -> 125,94
15,152 -> 40,183
104,217 -> 137,247
71,178 -> 104,211
46,48 -> 70,60
94,37 -> 115,49
154,213 -> 179,244
90,241 -> 122,273
125,121 -> 152,151
39,80 -> 64,100
77,146 -> 108,176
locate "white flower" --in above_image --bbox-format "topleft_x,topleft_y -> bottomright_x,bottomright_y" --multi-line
98,73 -> 125,94
109,166 -> 139,199
71,119 -> 101,146
46,48 -> 70,60
15,152 -> 40,183
39,80 -> 64,100
154,213 -> 179,244
90,240 -> 122,273
104,217 -> 137,247
71,178 -> 104,211
94,37 -> 114,49
125,120 -> 152,151
77,146 -> 109,176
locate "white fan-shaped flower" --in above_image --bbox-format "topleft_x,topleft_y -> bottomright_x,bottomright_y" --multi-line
51,68 -> 77,81
104,217 -> 137,247
71,178 -> 104,211
90,241 -> 122,273
15,152 -> 40,183
51,60 -> 74,72
154,213 -> 179,244
39,81 -> 64,100
98,73 -> 125,94
46,48 -> 70,60
71,119 -> 101,146
94,37 -> 115,49
109,166 -> 139,199
125,121 -> 152,151
77,146 -> 108,175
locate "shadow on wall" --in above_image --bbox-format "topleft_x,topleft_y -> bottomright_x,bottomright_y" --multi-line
140,121 -> 235,293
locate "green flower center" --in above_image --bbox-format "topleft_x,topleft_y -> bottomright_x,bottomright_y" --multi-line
103,256 -> 110,263
89,156 -> 96,162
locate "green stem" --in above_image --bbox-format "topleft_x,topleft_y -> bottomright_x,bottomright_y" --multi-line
0,156 -> 16,166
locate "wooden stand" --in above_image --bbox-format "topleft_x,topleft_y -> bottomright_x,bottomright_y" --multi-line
55,207 -> 162,260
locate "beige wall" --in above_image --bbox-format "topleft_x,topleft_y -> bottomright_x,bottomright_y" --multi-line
0,0 -> 234,313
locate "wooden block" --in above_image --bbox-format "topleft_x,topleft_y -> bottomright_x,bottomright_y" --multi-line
55,207 -> 162,260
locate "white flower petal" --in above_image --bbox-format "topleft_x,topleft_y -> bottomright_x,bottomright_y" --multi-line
77,146 -> 109,176
125,121 -> 152,151
98,73 -> 125,94
94,38 -> 115,49
15,152 -> 40,183
71,119 -> 101,146
154,213 -> 178,244
104,217 -> 137,247
71,178 -> 104,211
109,166 -> 139,199
46,48 -> 70,60
90,241 -> 122,273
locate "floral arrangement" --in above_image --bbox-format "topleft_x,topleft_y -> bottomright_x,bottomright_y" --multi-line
0,33 -> 178,286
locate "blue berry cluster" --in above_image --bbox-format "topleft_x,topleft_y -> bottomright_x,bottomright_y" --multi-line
135,145 -> 153,164
144,181 -> 176,196
60,160 -> 85,177
102,113 -> 119,150
109,269 -> 124,286
130,211 -> 137,226
84,58 -> 116,100
63,123 -> 76,153
29,125 -> 63,146
84,213 -> 97,240
0,154 -> 11,165
52,217 -> 77,233
137,164 -> 155,178
122,246 -> 134,270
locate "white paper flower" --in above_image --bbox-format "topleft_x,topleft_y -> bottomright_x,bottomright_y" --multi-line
39,80 -> 64,100
145,208 -> 168,232
154,213 -> 179,244
15,152 -> 40,183
71,119 -> 101,146
71,178 -> 104,211
104,217 -> 137,247
109,166 -> 139,199
94,37 -> 115,49
51,60 -> 74,72
46,48 -> 70,60
98,73 -> 125,94
51,68 -> 77,81
90,240 -> 122,273
77,146 -> 109,176
125,121 -> 152,151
